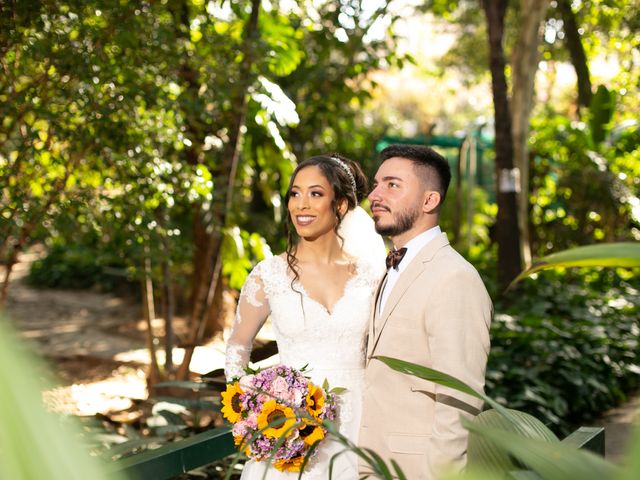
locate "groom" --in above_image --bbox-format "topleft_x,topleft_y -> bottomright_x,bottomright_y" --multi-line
359,144 -> 492,479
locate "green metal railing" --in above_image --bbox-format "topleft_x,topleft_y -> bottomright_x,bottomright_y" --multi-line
110,425 -> 605,480
110,426 -> 234,480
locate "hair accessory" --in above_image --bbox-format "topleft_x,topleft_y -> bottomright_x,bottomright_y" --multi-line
329,156 -> 357,195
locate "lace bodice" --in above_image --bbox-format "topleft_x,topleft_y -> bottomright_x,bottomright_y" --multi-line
225,255 -> 381,381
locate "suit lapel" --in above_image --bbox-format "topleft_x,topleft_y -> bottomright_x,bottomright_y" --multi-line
367,272 -> 387,361
368,233 -> 450,358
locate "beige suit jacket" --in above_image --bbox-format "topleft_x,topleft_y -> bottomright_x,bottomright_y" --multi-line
359,233 -> 492,480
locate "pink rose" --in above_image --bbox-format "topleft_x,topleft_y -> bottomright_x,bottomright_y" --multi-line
269,376 -> 293,403
232,421 -> 248,437
246,411 -> 258,428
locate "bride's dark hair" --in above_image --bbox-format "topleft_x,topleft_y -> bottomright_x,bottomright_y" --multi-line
284,153 -> 368,286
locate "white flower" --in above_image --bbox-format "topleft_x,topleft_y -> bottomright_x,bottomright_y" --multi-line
239,374 -> 255,391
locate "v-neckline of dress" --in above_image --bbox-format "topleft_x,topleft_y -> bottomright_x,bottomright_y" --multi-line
277,255 -> 361,316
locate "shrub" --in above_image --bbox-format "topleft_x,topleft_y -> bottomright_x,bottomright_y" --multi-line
487,268 -> 640,435
28,243 -> 133,292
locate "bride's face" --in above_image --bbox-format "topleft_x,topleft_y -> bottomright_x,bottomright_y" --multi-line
288,165 -> 344,240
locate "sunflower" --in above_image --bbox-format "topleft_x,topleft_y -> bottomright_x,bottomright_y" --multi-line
232,435 -> 252,457
221,382 -> 244,423
257,399 -> 297,438
273,455 -> 305,472
299,422 -> 325,446
306,384 -> 325,418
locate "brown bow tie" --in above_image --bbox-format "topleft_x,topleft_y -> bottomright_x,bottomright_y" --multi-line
385,247 -> 407,270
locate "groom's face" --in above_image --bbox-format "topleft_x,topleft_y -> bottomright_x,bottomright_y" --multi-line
368,157 -> 424,238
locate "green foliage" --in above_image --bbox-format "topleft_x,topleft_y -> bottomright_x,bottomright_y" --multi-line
27,243 -> 132,290
0,316 -> 126,480
2,0 -> 407,315
589,85 -> 616,145
222,227 -> 271,290
513,242 -> 640,284
489,268 -> 640,434
529,111 -> 639,255
464,420 -> 618,480
375,355 -> 620,480
467,409 -> 559,474
543,0 -> 640,116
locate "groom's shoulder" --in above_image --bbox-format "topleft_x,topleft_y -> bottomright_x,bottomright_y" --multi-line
430,242 -> 483,277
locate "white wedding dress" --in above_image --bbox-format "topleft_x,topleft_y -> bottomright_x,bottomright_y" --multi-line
225,254 -> 382,479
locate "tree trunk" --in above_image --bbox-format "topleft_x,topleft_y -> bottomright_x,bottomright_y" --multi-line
142,253 -> 161,385
510,0 -> 550,266
556,0 -> 592,110
482,0 -> 523,290
159,210 -> 175,374
176,0 -> 261,380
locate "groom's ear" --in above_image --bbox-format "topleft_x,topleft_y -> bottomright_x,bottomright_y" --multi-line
422,191 -> 441,213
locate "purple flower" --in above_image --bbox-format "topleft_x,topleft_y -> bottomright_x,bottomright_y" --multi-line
232,364 -> 338,470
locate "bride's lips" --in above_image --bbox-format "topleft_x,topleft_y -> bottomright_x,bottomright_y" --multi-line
295,215 -> 316,226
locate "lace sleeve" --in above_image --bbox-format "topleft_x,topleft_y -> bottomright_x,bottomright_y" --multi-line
224,266 -> 270,381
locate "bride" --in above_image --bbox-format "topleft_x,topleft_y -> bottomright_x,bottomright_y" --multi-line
225,153 -> 386,479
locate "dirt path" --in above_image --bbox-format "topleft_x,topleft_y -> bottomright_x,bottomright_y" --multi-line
3,251 -> 150,414
593,393 -> 640,463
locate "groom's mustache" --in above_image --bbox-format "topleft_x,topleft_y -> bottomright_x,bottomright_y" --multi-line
370,202 -> 390,213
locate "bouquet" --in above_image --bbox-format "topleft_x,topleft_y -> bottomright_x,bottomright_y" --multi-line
221,364 -> 338,472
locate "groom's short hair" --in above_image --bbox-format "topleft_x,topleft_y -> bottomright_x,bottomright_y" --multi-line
380,144 -> 451,201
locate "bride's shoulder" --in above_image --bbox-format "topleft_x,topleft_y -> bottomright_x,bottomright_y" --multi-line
354,256 -> 386,284
251,254 -> 287,277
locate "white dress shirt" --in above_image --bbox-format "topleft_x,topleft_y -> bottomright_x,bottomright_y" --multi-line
378,225 -> 442,316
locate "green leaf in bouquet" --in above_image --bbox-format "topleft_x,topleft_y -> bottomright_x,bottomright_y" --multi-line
299,437 -> 321,479
323,378 -> 330,391
329,387 -> 348,395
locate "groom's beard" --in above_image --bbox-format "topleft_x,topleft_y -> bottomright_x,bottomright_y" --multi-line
373,204 -> 421,237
